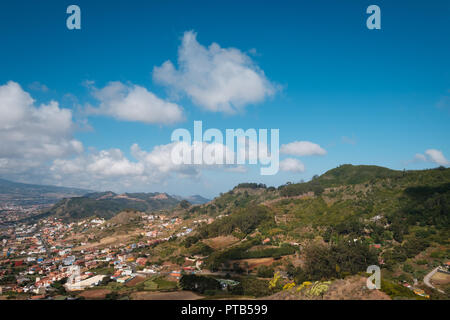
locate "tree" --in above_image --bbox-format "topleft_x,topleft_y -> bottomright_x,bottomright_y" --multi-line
179,200 -> 191,209
179,275 -> 221,294
257,266 -> 274,278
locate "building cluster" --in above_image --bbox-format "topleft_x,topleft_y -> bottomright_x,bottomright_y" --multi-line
0,213 -> 206,298
0,203 -> 50,224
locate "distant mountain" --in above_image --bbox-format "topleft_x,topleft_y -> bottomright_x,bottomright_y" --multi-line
173,194 -> 211,205
40,191 -> 180,221
0,178 -> 92,206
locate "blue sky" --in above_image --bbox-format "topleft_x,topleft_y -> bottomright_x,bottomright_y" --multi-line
0,0 -> 449,198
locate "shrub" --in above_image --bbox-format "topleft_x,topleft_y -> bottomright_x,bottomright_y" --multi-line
256,266 -> 274,278
179,275 -> 221,294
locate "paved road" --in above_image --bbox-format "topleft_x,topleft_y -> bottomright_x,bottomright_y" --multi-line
423,267 -> 445,294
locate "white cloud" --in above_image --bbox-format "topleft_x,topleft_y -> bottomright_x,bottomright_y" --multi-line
88,81 -> 184,125
0,80 -> 251,191
50,151 -> 148,191
280,158 -> 305,173
49,140 -> 247,191
412,149 -> 449,166
0,81 -> 83,175
153,30 -> 277,113
280,141 -> 326,156
425,149 -> 449,166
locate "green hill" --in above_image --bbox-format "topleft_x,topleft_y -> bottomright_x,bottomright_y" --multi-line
317,164 -> 402,186
39,191 -> 180,221
177,165 -> 449,282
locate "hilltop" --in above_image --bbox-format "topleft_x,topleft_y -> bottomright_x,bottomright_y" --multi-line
39,191 -> 181,221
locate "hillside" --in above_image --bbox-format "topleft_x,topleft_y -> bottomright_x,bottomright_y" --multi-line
264,275 -> 391,300
316,164 -> 402,186
0,178 -> 91,206
183,165 -> 450,237
40,191 -> 180,221
168,165 -> 449,299
9,164 -> 448,300
108,210 -> 145,225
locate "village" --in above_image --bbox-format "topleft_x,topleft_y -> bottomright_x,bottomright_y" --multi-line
0,213 -> 213,299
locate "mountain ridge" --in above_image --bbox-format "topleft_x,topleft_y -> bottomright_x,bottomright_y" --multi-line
0,178 -> 92,206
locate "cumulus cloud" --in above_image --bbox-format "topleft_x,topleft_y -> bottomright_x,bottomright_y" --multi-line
49,140 -> 247,191
412,149 -> 449,166
424,149 -> 449,166
54,149 -> 145,177
88,81 -> 184,125
280,158 -> 305,173
280,141 -> 326,156
0,81 -> 83,175
153,30 -> 277,113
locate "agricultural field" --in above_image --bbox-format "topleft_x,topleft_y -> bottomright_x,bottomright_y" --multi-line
130,291 -> 203,300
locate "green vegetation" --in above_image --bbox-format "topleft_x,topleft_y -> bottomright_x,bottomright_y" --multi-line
380,279 -> 424,300
153,277 -> 178,290
382,238 -> 431,270
235,183 -> 268,189
197,205 -> 273,239
14,164 -> 448,300
256,265 -> 275,278
241,244 -> 296,259
316,164 -> 402,186
230,276 -> 273,297
179,274 -> 221,294
278,180 -> 324,197
189,242 -> 214,256
40,192 -> 180,221
204,237 -> 295,271
287,241 -> 378,282
173,165 -> 449,298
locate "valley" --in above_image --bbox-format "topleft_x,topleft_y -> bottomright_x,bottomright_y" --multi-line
0,164 -> 449,300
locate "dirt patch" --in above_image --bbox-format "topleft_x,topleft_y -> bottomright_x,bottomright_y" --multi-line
73,229 -> 142,251
431,271 -> 450,286
109,210 -> 144,225
263,275 -> 391,300
232,258 -> 276,270
126,275 -> 147,287
204,236 -> 239,250
131,291 -> 203,300
324,276 -> 390,300
79,289 -> 112,299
